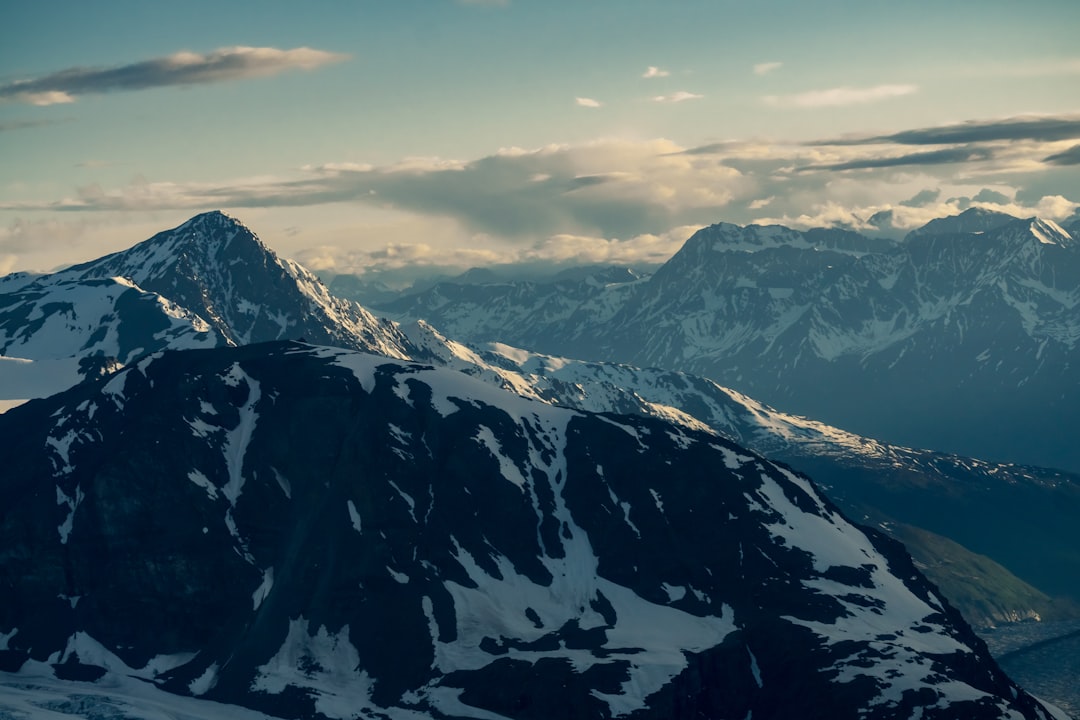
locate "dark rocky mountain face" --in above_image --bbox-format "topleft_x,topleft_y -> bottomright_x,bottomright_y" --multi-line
0,342 -> 1062,720
401,322 -> 1080,629
375,214 -> 1080,473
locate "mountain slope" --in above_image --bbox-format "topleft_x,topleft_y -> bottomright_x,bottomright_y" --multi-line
0,341 -> 1064,719
402,322 -> 1080,626
0,276 -> 220,365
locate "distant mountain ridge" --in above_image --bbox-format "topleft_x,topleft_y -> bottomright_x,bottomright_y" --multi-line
375,211 -> 1080,473
0,341 -> 1065,719
905,207 -> 1022,240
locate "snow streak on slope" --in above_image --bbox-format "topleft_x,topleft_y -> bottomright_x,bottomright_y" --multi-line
0,660 -> 284,720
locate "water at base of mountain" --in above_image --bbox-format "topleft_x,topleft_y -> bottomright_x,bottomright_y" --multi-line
979,621 -> 1080,717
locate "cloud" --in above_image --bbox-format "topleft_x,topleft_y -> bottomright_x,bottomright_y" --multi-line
6,112 -> 1078,277
651,91 -> 703,104
764,84 -> 918,108
0,46 -> 348,105
1,139 -> 751,243
9,129 -> 1071,244
799,146 -> 996,172
674,141 -> 747,156
972,188 -> 1013,204
1029,194 -> 1079,219
1044,144 -> 1080,166
575,97 -> 602,108
0,213 -> 175,272
642,66 -> 670,79
818,113 -> 1080,146
900,188 -> 940,207
7,91 -> 74,107
753,62 -> 782,76
753,191 -> 1080,238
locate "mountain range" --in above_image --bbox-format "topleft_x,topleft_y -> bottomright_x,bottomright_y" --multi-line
373,208 -> 1080,474
1,210 -> 1078,716
4,211 -> 1079,628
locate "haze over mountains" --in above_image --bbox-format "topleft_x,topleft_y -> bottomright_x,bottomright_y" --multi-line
2,211 -> 1078,718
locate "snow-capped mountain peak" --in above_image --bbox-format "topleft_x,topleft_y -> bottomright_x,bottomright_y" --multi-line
0,212 -> 412,402
65,210 -> 256,287
1026,216 -> 1075,247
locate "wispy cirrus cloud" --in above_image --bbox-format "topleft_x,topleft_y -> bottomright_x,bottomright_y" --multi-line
799,146 -> 997,172
575,97 -> 602,108
0,46 -> 349,106
651,91 -> 703,104
1044,144 -> 1080,166
753,61 -> 782,76
642,66 -> 670,79
764,84 -> 918,108
816,113 -> 1080,146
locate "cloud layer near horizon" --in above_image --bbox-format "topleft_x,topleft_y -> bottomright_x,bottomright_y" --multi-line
0,47 -> 348,105
3,112 -> 1079,276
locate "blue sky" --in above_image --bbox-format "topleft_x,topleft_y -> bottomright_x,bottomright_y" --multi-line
2,0 -> 1079,279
